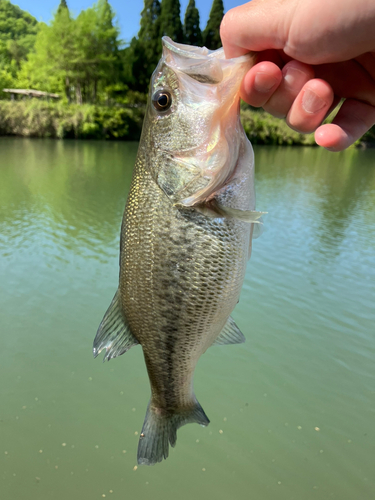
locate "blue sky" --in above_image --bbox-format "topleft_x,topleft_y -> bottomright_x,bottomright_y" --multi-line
14,0 -> 246,44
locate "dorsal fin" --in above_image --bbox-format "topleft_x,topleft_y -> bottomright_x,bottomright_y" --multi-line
93,289 -> 139,362
212,316 -> 245,346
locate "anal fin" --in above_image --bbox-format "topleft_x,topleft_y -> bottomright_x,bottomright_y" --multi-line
212,316 -> 245,346
93,289 -> 139,362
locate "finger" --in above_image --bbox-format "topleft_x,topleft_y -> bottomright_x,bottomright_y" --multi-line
220,1 -> 293,58
256,49 -> 288,67
315,99 -> 375,151
286,79 -> 334,133
315,59 -> 375,106
241,62 -> 282,107
263,61 -> 315,118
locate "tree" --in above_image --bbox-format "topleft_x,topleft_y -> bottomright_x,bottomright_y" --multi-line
17,7 -> 76,99
19,0 -> 121,104
183,0 -> 202,46
139,0 -> 161,43
76,0 -> 120,102
122,0 -> 161,93
57,0 -> 69,13
0,0 -> 38,75
138,0 -> 161,66
0,67 -> 14,98
159,0 -> 183,43
202,0 -> 224,50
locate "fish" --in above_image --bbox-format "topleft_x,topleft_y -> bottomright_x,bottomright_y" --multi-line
93,37 -> 262,466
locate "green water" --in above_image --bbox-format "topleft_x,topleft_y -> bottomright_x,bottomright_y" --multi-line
1,138 -> 374,500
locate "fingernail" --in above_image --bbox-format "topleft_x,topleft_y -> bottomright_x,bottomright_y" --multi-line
283,66 -> 306,89
302,89 -> 326,114
254,72 -> 279,92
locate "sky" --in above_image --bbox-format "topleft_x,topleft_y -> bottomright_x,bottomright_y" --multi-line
14,0 -> 246,44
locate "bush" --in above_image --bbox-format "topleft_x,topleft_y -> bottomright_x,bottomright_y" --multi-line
0,99 -> 374,146
0,100 -> 145,140
240,106 -> 375,148
240,108 -> 316,146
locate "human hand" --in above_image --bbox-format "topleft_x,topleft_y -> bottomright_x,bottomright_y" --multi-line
220,0 -> 375,151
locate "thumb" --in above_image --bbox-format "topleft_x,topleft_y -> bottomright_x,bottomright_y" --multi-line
220,0 -> 295,58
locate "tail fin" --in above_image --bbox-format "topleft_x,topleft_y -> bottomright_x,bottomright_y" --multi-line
137,400 -> 210,466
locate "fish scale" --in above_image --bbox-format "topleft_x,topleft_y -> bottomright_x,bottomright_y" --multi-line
93,37 -> 261,465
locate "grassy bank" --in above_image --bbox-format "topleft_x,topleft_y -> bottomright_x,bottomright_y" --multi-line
0,100 -> 374,146
241,107 -> 375,147
0,101 -> 145,140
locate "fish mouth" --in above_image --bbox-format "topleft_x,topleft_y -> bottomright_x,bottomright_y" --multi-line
154,37 -> 255,155
161,37 -> 255,87
162,36 -> 254,65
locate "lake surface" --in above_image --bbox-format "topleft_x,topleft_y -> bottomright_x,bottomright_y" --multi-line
0,137 -> 374,500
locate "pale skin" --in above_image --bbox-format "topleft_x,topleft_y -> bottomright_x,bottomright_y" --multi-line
220,0 -> 375,151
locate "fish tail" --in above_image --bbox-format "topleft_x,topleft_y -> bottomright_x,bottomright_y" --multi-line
137,400 -> 210,466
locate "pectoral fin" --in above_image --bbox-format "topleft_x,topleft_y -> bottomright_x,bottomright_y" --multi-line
212,316 -> 245,346
194,199 -> 267,223
93,289 -> 139,362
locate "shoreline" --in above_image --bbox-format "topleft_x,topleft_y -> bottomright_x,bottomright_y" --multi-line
0,100 -> 373,147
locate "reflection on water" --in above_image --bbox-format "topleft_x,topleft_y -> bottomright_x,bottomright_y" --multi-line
0,138 -> 374,500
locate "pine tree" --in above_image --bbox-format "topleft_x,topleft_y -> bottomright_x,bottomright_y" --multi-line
139,0 -> 161,43
159,0 -> 183,43
183,0 -> 202,46
57,0 -> 69,13
126,0 -> 162,92
138,0 -> 161,70
202,0 -> 224,50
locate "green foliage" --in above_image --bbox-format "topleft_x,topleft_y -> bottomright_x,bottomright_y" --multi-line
0,0 -> 38,74
0,100 -> 144,139
241,106 -> 375,147
57,0 -> 69,13
360,126 -> 375,146
202,0 -> 224,49
1,0 -> 373,145
74,0 -> 120,102
17,0 -> 121,104
139,0 -> 161,46
123,0 -> 162,93
241,108 -> 316,146
0,67 -> 14,97
159,0 -> 183,42
1,96 -> 374,146
183,0 -> 202,46
17,12 -> 74,97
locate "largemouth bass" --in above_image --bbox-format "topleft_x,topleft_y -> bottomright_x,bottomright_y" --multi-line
93,37 -> 261,466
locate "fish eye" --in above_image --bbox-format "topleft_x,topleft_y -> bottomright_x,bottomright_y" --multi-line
152,90 -> 172,112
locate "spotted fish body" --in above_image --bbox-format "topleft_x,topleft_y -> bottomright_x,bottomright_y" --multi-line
94,38 -> 260,465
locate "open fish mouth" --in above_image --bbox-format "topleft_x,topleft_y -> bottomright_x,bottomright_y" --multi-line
161,36 -> 255,82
